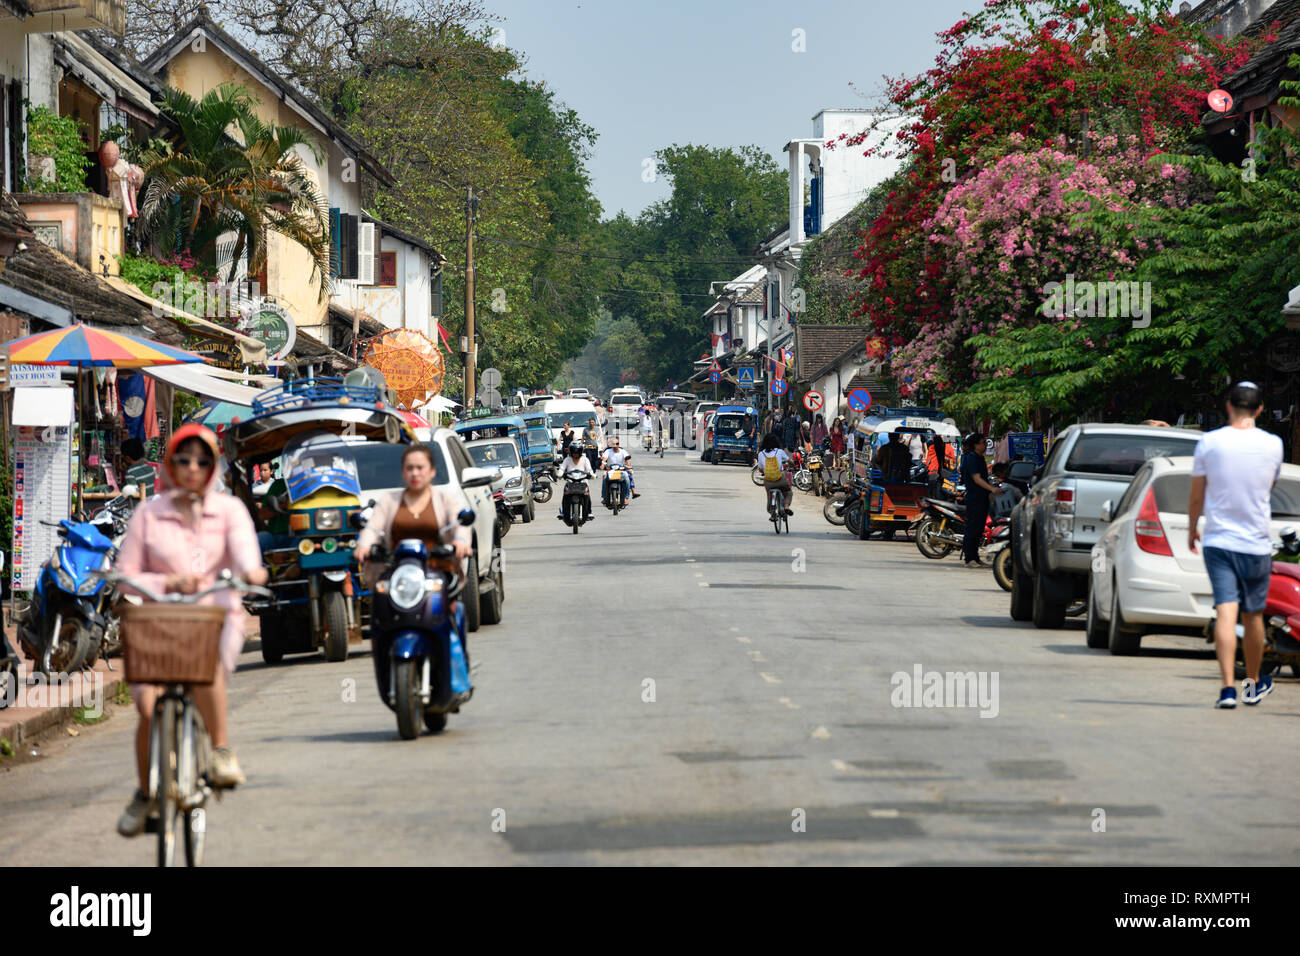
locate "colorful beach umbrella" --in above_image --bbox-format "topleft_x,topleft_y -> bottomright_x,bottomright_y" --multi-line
6,323 -> 204,368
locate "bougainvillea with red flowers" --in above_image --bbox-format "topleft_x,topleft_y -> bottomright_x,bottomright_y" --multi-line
837,0 -> 1263,405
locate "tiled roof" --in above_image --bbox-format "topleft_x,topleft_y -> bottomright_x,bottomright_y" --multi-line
0,193 -> 187,343
794,324 -> 867,382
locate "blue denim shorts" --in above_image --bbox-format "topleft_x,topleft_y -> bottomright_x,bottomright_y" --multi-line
1202,546 -> 1272,614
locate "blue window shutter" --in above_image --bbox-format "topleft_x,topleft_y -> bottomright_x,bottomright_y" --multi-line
329,207 -> 341,277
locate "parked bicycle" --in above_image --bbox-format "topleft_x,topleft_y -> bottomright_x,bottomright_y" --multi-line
99,569 -> 269,867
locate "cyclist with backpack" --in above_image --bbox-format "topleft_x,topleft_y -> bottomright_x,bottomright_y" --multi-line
757,435 -> 793,517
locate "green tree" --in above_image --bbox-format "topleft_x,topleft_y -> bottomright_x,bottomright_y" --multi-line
137,83 -> 330,297
602,145 -> 787,387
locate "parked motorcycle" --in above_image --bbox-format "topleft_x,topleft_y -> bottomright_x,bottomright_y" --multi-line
15,496 -> 132,675
1214,527 -> 1300,679
368,509 -> 477,740
560,473 -> 592,534
988,522 -> 1013,591
806,448 -> 825,497
493,490 -> 514,538
531,464 -> 558,504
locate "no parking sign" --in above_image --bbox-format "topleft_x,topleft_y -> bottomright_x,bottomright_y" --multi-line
770,378 -> 788,397
847,388 -> 871,412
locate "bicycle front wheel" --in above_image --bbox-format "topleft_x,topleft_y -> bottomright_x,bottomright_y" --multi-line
183,706 -> 209,866
154,698 -> 179,867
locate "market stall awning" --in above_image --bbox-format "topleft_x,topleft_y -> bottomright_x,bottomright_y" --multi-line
13,386 -> 75,426
142,362 -> 266,404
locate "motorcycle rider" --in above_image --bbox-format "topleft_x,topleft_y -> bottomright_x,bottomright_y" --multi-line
757,434 -> 794,516
113,424 -> 269,836
558,442 -> 595,523
600,437 -> 635,507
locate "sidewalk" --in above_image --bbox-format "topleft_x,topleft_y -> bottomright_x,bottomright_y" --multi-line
0,622 -> 124,748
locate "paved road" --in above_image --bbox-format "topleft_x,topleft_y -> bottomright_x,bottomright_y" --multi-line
3,448 -> 1298,865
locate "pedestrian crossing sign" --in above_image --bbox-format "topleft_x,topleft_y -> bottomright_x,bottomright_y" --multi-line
738,367 -> 756,389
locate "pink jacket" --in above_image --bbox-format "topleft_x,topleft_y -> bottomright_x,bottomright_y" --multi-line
114,425 -> 263,678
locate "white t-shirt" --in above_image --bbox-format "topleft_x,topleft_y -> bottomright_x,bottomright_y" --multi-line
1191,424 -> 1283,555
602,448 -> 630,468
559,456 -> 593,479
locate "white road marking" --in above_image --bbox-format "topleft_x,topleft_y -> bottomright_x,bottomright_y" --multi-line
747,651 -> 766,662
810,726 -> 831,739
735,636 -> 752,644
869,809 -> 900,818
685,558 -> 695,563
759,672 -> 783,684
729,627 -> 740,632
778,697 -> 801,710
698,582 -> 709,588
693,572 -> 703,578
830,758 -> 850,771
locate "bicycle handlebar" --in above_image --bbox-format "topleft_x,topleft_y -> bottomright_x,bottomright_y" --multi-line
94,569 -> 271,604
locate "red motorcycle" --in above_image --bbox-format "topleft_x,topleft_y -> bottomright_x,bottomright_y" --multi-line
1231,529 -> 1300,678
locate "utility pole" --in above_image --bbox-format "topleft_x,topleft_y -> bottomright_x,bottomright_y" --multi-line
464,187 -> 477,408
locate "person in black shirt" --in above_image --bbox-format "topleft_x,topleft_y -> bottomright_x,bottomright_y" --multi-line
558,422 -> 576,455
959,432 -> 1005,567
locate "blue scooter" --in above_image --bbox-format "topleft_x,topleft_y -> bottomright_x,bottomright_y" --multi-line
16,514 -> 118,675
364,509 -> 476,739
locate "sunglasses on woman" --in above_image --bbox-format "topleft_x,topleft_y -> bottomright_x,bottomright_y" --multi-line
174,455 -> 214,469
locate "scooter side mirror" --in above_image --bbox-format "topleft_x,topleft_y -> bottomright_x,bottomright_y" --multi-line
458,508 -> 475,527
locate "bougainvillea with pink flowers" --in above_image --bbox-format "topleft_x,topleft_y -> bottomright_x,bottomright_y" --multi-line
891,133 -> 1195,394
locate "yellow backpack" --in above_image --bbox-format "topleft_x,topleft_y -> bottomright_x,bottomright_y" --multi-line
763,454 -> 783,482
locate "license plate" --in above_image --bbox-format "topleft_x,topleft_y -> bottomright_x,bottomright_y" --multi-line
610,470 -> 623,480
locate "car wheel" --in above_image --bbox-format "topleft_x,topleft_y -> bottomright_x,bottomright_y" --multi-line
1085,583 -> 1108,649
1031,566 -> 1067,629
1107,579 -> 1143,655
1009,557 -> 1034,621
463,555 -> 481,633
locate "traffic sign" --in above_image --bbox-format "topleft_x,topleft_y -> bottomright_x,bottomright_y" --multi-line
803,390 -> 824,412
737,367 -> 756,390
480,367 -> 502,388
708,371 -> 721,384
847,387 -> 872,412
709,359 -> 721,373
770,378 -> 788,397
479,386 -> 502,409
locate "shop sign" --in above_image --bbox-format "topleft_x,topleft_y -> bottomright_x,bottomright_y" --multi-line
238,300 -> 297,361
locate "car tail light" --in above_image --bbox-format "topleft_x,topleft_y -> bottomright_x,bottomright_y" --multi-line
1134,487 -> 1173,556
1051,485 -> 1075,514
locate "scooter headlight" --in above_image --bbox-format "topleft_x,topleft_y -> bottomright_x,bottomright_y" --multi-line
55,566 -> 77,592
389,564 -> 427,610
77,577 -> 102,596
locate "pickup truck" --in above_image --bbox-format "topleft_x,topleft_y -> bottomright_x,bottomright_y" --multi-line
1010,423 -> 1202,629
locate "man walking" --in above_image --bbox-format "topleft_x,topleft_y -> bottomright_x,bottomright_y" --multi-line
1189,381 -> 1283,709
782,410 -> 800,453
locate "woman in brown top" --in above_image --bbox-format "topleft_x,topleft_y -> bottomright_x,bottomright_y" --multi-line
356,445 -> 472,575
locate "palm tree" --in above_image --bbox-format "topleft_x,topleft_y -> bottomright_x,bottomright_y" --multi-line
137,82 -> 332,300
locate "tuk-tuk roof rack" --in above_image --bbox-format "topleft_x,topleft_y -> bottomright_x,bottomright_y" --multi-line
252,377 -> 384,415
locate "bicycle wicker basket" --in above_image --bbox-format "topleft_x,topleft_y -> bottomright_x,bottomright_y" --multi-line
121,603 -> 226,685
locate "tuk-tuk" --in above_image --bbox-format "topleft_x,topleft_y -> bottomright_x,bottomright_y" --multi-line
453,415 -> 530,466
708,404 -> 759,464
223,378 -> 414,664
520,410 -> 558,470
850,408 -> 960,540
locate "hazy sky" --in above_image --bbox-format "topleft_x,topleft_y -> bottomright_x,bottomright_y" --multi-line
486,0 -> 986,219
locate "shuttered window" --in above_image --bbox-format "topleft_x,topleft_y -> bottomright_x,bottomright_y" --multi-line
328,207 -> 341,277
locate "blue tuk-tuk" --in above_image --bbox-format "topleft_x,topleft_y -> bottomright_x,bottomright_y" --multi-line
708,404 -> 759,465
453,415 -> 529,464
520,410 -> 558,470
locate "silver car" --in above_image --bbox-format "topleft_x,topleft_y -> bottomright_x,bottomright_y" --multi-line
463,437 -> 534,522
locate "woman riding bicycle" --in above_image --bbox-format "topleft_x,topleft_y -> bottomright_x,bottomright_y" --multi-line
114,424 -> 268,837
757,434 -> 794,517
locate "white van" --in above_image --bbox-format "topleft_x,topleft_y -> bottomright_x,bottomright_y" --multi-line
566,387 -> 591,399
543,398 -> 603,449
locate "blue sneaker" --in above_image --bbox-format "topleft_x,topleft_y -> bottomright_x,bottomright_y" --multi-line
1243,675 -> 1274,706
1215,687 -> 1237,709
